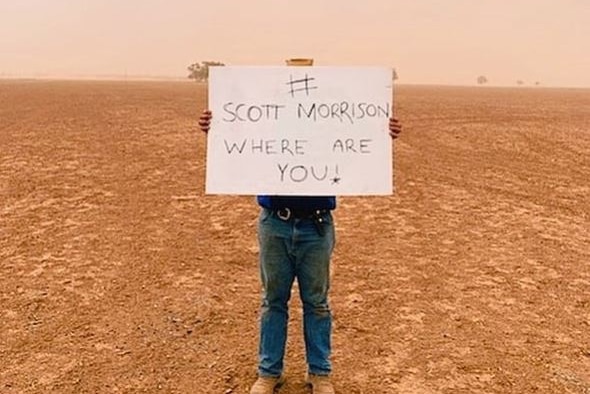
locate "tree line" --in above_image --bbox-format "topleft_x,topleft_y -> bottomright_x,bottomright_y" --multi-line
187,61 -> 225,81
188,61 -> 400,82
477,75 -> 541,86
189,62 -> 539,86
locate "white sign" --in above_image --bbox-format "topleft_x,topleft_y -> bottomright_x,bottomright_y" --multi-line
205,66 -> 393,195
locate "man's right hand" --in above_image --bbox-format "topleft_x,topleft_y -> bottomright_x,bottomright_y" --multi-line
198,110 -> 212,133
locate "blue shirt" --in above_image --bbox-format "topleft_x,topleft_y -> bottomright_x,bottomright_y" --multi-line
257,195 -> 336,210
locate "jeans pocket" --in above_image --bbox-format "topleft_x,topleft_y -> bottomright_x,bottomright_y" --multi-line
259,208 -> 273,223
320,210 -> 333,226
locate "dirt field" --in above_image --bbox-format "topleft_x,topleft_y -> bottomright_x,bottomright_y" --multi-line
1,80 -> 589,394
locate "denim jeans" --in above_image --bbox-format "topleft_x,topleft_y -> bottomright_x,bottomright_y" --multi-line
257,208 -> 335,377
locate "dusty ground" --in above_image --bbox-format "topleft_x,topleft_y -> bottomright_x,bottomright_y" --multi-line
1,80 -> 589,394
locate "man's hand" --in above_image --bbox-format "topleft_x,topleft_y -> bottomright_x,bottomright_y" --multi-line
389,117 -> 402,139
198,110 -> 212,133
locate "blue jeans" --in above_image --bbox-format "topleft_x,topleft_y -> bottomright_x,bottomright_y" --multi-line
257,208 -> 335,377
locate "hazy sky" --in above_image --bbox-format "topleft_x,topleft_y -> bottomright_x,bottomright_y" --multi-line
1,0 -> 589,86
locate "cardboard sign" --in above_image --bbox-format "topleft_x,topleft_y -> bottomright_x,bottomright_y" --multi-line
205,66 -> 393,195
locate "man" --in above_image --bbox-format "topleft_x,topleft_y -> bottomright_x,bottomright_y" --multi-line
199,59 -> 402,394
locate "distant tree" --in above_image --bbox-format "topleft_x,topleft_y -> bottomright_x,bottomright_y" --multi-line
517,80 -> 524,86
392,68 -> 399,81
188,61 -> 225,81
477,75 -> 488,85
535,81 -> 541,86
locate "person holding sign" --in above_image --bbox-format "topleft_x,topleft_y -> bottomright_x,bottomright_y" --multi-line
198,59 -> 402,394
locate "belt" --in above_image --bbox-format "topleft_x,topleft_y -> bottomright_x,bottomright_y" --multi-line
274,207 -> 328,221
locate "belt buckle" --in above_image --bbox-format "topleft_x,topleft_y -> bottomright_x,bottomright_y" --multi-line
277,207 -> 291,220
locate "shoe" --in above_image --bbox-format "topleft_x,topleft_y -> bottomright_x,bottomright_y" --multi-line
306,373 -> 335,394
249,375 -> 285,394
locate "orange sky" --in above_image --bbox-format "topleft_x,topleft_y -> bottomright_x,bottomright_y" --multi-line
1,0 -> 589,87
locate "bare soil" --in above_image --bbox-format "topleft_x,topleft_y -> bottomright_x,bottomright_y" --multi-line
1,80 -> 589,393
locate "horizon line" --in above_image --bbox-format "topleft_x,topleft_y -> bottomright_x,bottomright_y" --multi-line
0,74 -> 588,90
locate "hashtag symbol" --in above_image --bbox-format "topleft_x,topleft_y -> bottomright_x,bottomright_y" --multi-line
286,74 -> 318,97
